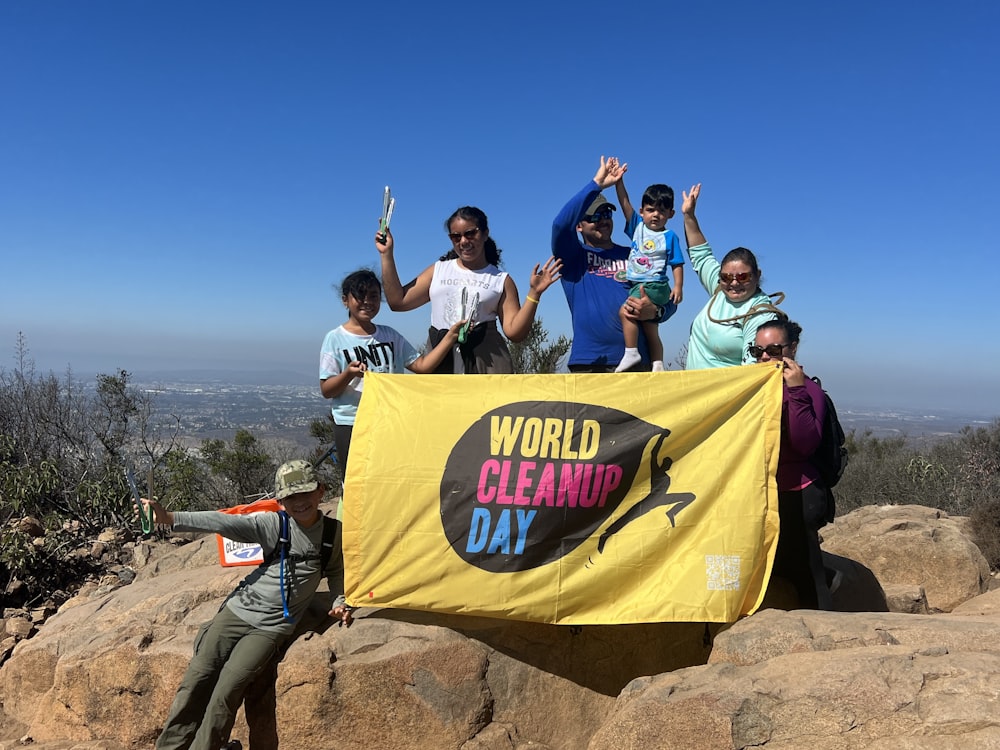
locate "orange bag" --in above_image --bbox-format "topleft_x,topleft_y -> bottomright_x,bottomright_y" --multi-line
215,498 -> 282,567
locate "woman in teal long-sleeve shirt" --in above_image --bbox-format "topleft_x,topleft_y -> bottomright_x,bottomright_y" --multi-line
681,184 -> 778,369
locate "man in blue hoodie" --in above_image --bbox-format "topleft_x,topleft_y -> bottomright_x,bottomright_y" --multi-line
551,156 -> 661,372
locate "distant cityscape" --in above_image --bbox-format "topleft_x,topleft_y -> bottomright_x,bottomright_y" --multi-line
133,372 -> 323,451
119,370 -> 996,452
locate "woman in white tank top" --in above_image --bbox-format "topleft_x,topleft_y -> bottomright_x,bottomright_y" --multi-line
375,206 -> 562,373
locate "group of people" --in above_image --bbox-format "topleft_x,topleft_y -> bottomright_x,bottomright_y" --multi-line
140,156 -> 834,749
551,157 -> 832,608
318,155 -> 834,610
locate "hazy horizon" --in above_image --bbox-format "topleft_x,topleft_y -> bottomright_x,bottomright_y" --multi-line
6,336 -> 995,422
4,2 -> 999,418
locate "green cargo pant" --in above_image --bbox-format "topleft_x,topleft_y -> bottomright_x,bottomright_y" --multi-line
155,607 -> 288,750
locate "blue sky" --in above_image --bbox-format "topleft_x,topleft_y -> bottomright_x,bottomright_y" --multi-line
2,1 -> 998,415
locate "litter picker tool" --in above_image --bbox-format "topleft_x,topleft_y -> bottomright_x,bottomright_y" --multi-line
125,462 -> 154,535
377,186 -> 396,244
458,287 -> 480,344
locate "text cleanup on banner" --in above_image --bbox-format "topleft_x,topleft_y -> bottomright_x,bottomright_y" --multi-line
343,364 -> 783,625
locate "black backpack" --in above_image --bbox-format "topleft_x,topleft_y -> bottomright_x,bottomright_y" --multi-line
810,376 -> 849,489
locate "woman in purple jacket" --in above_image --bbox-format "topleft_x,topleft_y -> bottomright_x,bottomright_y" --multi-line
752,318 -> 832,609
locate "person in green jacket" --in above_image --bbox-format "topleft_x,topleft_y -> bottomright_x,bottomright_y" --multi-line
681,183 -> 779,369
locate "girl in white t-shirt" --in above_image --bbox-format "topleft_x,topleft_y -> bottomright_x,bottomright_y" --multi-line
319,269 -> 462,470
375,206 -> 562,373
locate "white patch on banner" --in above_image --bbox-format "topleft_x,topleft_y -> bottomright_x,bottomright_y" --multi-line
705,555 -> 741,591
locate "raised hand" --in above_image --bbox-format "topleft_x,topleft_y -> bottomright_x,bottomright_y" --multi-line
374,225 -> 394,255
594,155 -> 629,189
606,156 -> 628,184
528,257 -> 563,296
681,184 -> 701,216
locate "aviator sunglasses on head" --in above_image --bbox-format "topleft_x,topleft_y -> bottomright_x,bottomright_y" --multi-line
748,343 -> 789,359
448,228 -> 481,243
720,271 -> 754,284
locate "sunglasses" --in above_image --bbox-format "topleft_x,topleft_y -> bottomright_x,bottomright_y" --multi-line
720,271 -> 754,284
748,343 -> 788,359
447,228 -> 481,243
583,209 -> 614,223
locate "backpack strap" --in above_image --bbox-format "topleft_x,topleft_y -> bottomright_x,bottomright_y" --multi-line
261,510 -> 291,566
262,512 -> 336,571
263,512 -> 337,623
276,510 -> 293,622
262,511 -> 335,569
319,516 -> 337,572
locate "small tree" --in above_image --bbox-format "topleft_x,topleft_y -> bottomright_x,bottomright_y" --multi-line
668,342 -> 688,370
508,318 -> 571,374
0,334 -> 186,605
309,415 -> 343,493
201,429 -> 277,503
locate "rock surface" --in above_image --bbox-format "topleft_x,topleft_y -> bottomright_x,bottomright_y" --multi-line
0,534 -> 713,749
820,504 -> 990,612
3,503 -> 1000,749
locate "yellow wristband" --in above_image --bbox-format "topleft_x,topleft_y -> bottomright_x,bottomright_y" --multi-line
526,296 -> 540,304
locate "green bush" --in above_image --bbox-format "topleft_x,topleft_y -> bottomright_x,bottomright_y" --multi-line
508,318 -> 571,374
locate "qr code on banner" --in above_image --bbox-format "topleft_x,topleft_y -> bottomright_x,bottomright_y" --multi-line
705,555 -> 741,591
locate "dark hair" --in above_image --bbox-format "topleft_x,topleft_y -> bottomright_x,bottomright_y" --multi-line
721,247 -> 760,275
756,317 -> 802,346
719,246 -> 763,292
339,269 -> 381,302
439,206 -> 502,266
642,184 -> 674,211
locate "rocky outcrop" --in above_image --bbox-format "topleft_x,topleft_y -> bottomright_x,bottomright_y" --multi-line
821,504 -> 990,612
1,518 -> 146,668
0,533 -> 714,749
590,606 -> 1000,748
3,503 -> 1000,749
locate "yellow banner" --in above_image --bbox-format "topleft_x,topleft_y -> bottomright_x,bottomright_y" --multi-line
343,364 -> 783,625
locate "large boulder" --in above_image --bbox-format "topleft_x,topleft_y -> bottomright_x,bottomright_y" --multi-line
708,607 -> 1000,666
590,646 -> 1000,749
821,504 -> 989,612
0,535 -> 714,750
4,503 -> 1000,749
0,559 -> 245,747
590,607 -> 1000,748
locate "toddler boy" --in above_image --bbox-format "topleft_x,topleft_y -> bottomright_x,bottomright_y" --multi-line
613,170 -> 684,372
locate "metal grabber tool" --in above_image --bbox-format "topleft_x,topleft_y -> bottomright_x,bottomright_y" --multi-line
125,463 -> 154,535
458,287 -> 480,344
377,185 -> 396,244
